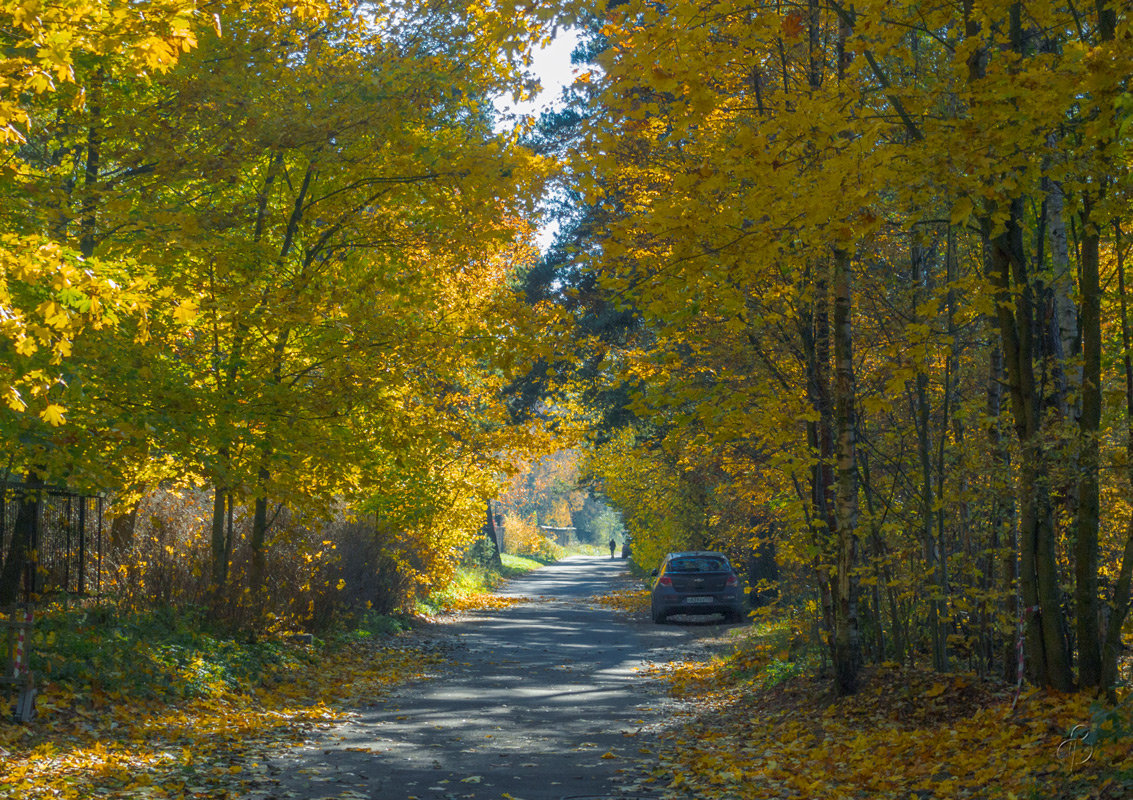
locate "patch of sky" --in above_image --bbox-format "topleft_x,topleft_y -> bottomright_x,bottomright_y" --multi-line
494,28 -> 581,124
493,29 -> 583,252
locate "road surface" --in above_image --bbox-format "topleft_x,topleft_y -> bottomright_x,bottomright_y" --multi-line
262,555 -> 736,800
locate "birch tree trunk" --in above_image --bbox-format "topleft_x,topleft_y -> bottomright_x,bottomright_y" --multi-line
1045,173 -> 1080,415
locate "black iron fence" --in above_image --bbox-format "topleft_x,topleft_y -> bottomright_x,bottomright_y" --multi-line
0,483 -> 104,602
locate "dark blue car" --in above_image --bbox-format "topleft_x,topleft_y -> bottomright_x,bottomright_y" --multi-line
650,551 -> 745,624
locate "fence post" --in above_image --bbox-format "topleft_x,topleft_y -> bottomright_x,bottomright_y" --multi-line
79,498 -> 86,594
97,496 -> 103,594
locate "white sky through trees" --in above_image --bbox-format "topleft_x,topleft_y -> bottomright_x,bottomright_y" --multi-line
494,29 -> 581,250
495,28 -> 579,121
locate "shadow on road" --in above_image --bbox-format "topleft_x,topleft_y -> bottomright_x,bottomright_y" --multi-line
264,555 -> 739,800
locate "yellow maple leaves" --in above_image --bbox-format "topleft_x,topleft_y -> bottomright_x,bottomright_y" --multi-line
0,0 -> 206,134
39,404 -> 65,426
0,236 -> 161,428
171,299 -> 198,326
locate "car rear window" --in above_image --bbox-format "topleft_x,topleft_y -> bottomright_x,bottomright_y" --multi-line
669,557 -> 728,573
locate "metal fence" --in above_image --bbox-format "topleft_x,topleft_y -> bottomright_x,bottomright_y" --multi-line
0,483 -> 104,601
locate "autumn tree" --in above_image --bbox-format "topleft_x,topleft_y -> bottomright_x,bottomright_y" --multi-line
563,0 -> 1132,697
0,0 -> 560,615
0,0 -> 232,604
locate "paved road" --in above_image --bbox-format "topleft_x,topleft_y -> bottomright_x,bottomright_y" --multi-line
265,555 -> 735,800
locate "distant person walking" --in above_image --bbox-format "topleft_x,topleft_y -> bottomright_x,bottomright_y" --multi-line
608,538 -> 616,559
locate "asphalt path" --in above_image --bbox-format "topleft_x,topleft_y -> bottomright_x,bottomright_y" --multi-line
261,555 -> 737,800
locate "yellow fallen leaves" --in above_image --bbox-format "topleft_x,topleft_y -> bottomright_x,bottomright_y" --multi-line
0,688 -> 337,799
643,657 -> 730,698
0,636 -> 446,799
438,593 -> 531,613
638,663 -> 1133,800
589,589 -> 651,614
925,681 -> 948,698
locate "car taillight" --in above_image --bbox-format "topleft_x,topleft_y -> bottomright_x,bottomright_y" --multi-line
658,576 -> 673,587
726,574 -> 738,586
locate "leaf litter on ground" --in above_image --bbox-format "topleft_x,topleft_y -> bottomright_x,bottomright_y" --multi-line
0,592 -> 531,800
630,634 -> 1133,800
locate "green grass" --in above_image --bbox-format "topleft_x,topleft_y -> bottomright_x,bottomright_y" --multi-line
25,600 -> 423,705
418,567 -> 492,614
722,613 -> 812,687
29,603 -> 312,702
500,553 -> 544,575
562,543 -> 610,557
419,554 -> 546,614
332,610 -> 413,644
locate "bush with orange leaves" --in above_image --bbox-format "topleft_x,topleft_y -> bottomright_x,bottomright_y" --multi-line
501,513 -> 564,562
103,478 -> 495,633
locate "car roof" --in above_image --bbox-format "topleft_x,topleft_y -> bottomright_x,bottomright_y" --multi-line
666,551 -> 729,559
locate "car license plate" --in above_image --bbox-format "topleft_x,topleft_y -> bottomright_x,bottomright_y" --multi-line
687,596 -> 713,604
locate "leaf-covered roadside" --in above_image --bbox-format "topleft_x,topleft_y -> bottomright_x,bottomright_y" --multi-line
634,638 -> 1133,800
0,608 -> 448,799
589,587 -> 651,615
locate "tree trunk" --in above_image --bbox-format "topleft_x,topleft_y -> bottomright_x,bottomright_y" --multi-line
911,236 -> 948,671
210,482 -> 228,599
831,247 -> 861,695
806,0 -> 822,91
250,328 -> 290,595
986,332 -> 1016,680
1101,222 -> 1131,696
1075,197 -> 1102,688
941,230 -> 966,667
986,197 -> 1073,691
250,468 -> 270,595
109,504 -> 140,553
0,473 -> 42,605
79,69 -> 103,259
803,263 -> 837,657
1046,173 -> 1080,417
483,501 -> 504,570
814,273 -> 836,534
225,491 -> 235,578
860,447 -> 899,661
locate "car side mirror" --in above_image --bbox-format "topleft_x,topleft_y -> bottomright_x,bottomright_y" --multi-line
650,569 -> 658,577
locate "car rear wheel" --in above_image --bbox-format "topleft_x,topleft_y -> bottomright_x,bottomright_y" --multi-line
651,604 -> 667,624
